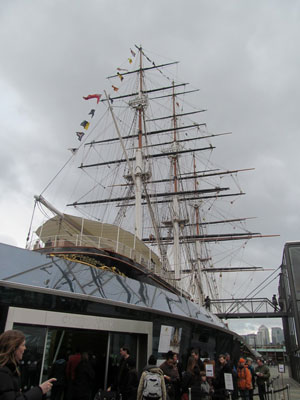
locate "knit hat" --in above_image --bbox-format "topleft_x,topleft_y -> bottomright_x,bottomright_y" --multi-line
239,358 -> 246,363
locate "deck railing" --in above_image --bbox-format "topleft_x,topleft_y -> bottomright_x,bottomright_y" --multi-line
28,234 -> 160,273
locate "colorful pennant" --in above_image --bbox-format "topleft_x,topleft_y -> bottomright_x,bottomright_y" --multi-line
83,94 -> 102,104
80,120 -> 90,130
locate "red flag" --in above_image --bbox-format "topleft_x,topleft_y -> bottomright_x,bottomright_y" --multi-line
83,94 -> 102,104
112,85 -> 119,92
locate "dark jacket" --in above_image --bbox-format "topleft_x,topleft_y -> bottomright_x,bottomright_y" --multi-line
117,356 -> 131,393
213,362 -> 232,399
0,363 -> 42,400
214,362 -> 232,390
159,361 -> 179,382
121,367 -> 139,400
181,370 -> 201,394
48,359 -> 66,387
73,360 -> 95,400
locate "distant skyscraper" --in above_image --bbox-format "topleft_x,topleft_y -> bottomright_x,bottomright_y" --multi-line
243,333 -> 257,347
272,327 -> 284,344
257,325 -> 270,346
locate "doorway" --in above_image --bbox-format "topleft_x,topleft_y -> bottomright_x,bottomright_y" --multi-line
9,307 -> 152,390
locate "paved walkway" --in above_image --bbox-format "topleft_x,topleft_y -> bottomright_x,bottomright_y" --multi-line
257,366 -> 300,400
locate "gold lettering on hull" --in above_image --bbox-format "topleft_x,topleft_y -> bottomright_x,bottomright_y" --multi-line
50,253 -> 126,277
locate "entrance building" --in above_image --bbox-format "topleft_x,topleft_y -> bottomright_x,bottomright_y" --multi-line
0,242 -> 246,390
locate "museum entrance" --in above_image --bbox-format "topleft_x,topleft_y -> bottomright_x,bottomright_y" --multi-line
13,314 -> 149,392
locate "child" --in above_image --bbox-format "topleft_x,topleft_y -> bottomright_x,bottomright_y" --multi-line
200,372 -> 213,400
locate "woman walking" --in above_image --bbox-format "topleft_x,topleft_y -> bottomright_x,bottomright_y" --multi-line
0,330 -> 56,400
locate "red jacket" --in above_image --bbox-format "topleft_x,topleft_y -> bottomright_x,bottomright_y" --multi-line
237,366 -> 252,390
66,353 -> 81,381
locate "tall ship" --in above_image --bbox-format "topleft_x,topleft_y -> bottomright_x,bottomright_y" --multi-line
0,46 -> 262,387
28,46 -> 262,305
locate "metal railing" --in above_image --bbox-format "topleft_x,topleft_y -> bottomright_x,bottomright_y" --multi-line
210,298 -> 286,318
28,234 -> 160,273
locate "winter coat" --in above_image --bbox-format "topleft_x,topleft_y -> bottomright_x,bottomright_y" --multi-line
200,381 -> 212,400
117,356 -> 131,394
122,368 -> 139,400
254,364 -> 270,387
0,363 -> 42,400
159,361 -> 180,400
213,362 -> 232,391
159,362 -> 179,383
247,364 -> 255,389
237,366 -> 252,390
66,353 -> 81,381
137,366 -> 166,400
48,359 -> 66,387
181,370 -> 201,394
73,360 -> 95,400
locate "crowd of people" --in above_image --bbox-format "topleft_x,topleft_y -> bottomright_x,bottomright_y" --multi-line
107,348 -> 271,400
0,330 -> 272,400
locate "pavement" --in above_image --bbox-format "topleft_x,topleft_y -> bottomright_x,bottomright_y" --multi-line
260,366 -> 300,400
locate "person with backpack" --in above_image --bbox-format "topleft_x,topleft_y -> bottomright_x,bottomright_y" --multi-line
137,355 -> 166,400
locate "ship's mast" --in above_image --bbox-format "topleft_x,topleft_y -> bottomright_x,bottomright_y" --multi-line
192,154 -> 205,303
134,47 -> 144,240
171,82 -> 182,281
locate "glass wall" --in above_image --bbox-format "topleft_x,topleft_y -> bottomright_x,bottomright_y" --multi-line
12,322 -> 145,392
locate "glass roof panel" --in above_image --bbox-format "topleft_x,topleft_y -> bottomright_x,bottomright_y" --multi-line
0,243 -> 225,329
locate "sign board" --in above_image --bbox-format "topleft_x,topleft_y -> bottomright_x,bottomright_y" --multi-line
224,373 -> 234,391
205,363 -> 214,377
278,364 -> 285,373
158,325 -> 182,353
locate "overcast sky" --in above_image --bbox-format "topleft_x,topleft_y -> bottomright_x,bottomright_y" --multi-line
1,0 -> 299,335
